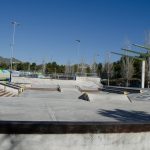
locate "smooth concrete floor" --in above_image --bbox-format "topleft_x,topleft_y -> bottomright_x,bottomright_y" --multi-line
0,88 -> 150,122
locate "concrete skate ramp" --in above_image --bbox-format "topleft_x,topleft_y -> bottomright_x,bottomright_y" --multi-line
57,87 -> 81,99
76,76 -> 102,87
19,87 -> 81,99
79,92 -> 129,102
76,80 -> 100,93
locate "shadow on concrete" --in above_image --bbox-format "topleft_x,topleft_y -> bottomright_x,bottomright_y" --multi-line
98,109 -> 150,122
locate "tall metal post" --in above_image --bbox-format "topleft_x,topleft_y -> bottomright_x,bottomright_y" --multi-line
107,52 -> 110,86
141,60 -> 145,88
76,40 -> 80,74
10,21 -> 20,82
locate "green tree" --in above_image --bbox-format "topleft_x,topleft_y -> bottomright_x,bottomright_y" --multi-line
0,62 -> 9,69
97,63 -> 102,76
30,63 -> 36,71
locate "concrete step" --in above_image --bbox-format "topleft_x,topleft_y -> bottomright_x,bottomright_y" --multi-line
0,90 -> 4,94
4,92 -> 14,97
0,91 -> 15,97
0,91 -> 10,96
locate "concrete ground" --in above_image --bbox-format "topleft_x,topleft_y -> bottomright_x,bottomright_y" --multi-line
0,132 -> 150,150
0,94 -> 149,122
0,77 -> 149,122
0,77 -> 150,150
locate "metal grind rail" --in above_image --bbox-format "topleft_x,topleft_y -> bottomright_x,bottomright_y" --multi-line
0,121 -> 149,134
0,82 -> 23,93
102,86 -> 143,94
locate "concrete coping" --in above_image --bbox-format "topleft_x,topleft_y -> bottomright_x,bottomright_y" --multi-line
0,121 -> 149,134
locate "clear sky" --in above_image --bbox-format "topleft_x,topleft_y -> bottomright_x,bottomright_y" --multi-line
0,0 -> 150,64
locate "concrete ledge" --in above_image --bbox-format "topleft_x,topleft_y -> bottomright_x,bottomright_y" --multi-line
14,83 -> 32,88
26,87 -> 60,92
103,86 -> 142,94
76,85 -> 100,93
0,121 -> 149,134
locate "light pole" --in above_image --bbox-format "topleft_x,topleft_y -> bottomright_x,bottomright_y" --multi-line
10,21 -> 20,82
106,51 -> 111,86
76,40 -> 80,74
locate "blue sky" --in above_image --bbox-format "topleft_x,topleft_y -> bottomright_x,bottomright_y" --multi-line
0,0 -> 150,64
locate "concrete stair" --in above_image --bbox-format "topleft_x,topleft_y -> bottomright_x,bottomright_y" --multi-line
0,89 -> 16,97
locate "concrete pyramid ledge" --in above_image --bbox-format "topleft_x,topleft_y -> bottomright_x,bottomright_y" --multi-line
78,93 -> 90,102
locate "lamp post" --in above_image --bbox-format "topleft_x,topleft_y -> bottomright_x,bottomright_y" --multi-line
106,51 -> 111,86
76,40 -> 80,74
10,21 -> 20,82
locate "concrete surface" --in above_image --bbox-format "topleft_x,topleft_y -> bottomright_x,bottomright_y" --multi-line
76,76 -> 102,87
0,77 -> 150,150
0,77 -> 149,122
0,132 -> 150,150
0,92 -> 149,122
79,92 -> 129,102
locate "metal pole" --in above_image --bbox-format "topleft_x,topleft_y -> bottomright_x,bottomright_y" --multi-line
10,21 -> 20,82
76,40 -> 80,74
11,22 -> 17,71
148,52 -> 150,88
141,60 -> 145,88
107,52 -> 110,86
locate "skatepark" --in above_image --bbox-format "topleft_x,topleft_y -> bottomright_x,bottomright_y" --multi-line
0,76 -> 149,149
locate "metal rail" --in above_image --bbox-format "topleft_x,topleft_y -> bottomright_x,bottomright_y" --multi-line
102,86 -> 143,94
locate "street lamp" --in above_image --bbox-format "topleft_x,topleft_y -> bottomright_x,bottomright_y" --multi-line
107,52 -> 111,86
10,21 -> 20,82
75,40 -> 80,74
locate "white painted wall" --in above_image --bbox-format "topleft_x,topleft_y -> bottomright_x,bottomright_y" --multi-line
0,132 -> 149,150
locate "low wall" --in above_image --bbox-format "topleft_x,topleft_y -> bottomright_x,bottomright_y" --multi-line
0,121 -> 149,149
